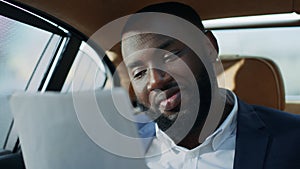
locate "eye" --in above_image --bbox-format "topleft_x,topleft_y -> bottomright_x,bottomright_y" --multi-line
163,50 -> 182,63
133,69 -> 147,80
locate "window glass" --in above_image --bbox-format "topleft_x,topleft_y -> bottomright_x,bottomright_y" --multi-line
0,15 -> 53,93
62,42 -> 109,92
213,27 -> 300,99
0,15 -> 58,149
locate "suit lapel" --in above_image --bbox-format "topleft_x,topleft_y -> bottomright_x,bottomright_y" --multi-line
233,99 -> 271,169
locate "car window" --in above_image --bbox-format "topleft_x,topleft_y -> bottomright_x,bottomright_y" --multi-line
0,15 -> 57,93
62,41 -> 110,92
0,15 -> 61,149
212,27 -> 300,101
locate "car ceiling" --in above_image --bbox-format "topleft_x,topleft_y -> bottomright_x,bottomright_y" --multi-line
17,0 -> 300,37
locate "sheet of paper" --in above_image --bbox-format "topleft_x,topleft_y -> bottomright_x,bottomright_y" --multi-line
10,89 -> 149,169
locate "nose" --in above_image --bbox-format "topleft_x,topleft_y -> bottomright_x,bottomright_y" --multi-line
147,68 -> 168,91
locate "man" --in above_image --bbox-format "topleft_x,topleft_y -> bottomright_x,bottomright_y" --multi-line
121,2 -> 300,169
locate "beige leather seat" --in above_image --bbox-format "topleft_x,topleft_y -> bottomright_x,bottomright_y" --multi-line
219,56 -> 285,110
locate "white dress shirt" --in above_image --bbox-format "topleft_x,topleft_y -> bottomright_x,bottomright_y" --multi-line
145,92 -> 238,169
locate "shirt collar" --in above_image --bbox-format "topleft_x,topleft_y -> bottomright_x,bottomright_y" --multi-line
154,90 -> 238,152
211,90 -> 238,150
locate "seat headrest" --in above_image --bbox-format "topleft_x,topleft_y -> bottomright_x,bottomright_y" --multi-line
219,56 -> 285,110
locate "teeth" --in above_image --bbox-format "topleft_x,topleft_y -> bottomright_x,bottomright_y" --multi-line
159,100 -> 168,110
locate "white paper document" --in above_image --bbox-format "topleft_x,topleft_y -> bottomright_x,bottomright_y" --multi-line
10,88 -> 149,169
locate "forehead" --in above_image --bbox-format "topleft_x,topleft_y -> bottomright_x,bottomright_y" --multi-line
121,34 -> 168,68
121,33 -> 180,59
121,33 -> 184,67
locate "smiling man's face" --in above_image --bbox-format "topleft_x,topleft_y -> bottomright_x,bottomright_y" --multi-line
122,33 -> 212,131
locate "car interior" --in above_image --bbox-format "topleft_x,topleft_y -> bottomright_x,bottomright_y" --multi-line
1,0 -> 300,168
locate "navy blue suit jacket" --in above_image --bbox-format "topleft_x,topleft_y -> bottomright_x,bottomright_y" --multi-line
234,99 -> 300,169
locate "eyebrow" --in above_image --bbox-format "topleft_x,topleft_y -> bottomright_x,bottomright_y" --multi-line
127,60 -> 144,69
157,39 -> 175,50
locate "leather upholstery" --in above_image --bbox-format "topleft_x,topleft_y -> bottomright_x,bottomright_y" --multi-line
219,56 -> 285,110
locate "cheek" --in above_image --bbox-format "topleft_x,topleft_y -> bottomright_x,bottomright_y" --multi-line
131,81 -> 149,105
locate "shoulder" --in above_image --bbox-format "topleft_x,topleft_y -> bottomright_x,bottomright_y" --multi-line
245,102 -> 300,134
254,104 -> 300,124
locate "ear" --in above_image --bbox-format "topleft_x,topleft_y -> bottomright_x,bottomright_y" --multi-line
205,30 -> 219,54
